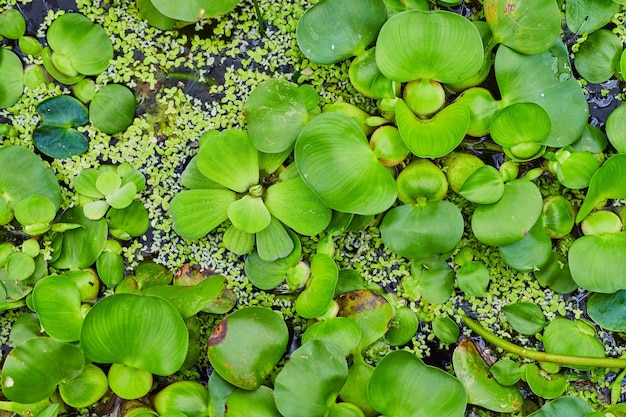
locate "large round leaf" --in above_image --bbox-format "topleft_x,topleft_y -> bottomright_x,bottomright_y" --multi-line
381,201 -> 464,260
495,42 -> 589,147
569,232 -> 626,293
169,189 -> 237,240
296,0 -> 387,64
485,0 -> 560,54
295,112 -> 396,215
566,0 -> 620,34
80,293 -> 188,375
274,340 -> 348,417
2,337 -> 85,404
150,0 -> 239,21
244,79 -> 311,153
368,350 -> 466,417
0,48 -> 24,108
197,130 -> 258,193
375,10 -> 483,83
471,179 -> 543,247
32,275 -> 83,342
208,307 -> 288,390
264,176 -> 332,236
0,145 -> 62,212
89,84 -> 136,134
336,289 -> 393,352
46,13 -> 113,76
395,99 -> 470,158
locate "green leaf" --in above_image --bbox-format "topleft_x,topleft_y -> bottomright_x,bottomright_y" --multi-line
244,79 -> 310,153
2,337 -> 85,404
495,42 -> 589,147
197,130 -> 258,193
577,154 -> 626,222
456,261 -> 490,298
296,0 -> 387,64
33,95 -> 90,159
375,10 -> 483,83
368,350 -> 466,417
566,0 -> 620,33
96,251 -> 125,287
51,206 -> 108,269
149,0 -> 239,21
89,84 -> 136,134
6,252 -> 35,281
226,386 -> 281,417
498,219 -> 552,272
169,189 -> 237,240
569,232 -> 626,293
32,275 -> 83,342
336,289 -> 393,352
502,302 -> 547,335
0,48 -> 24,108
46,13 -> 113,76
587,290 -> 626,332
255,216 -> 294,261
432,316 -> 459,343
295,253 -> 339,319
395,99 -> 469,158
574,29 -> 621,84
524,363 -> 567,400
301,317 -> 362,357
107,200 -> 150,240
485,0 -> 561,54
144,274 -> 228,318
274,340 -> 348,417
244,230 -> 301,290
605,104 -> 626,154
458,165 -> 504,205
383,306 -> 419,346
471,179 -> 543,247
542,195 -> 575,239
58,364 -> 108,409
453,338 -> 522,412
264,176 -> 332,236
0,9 -> 26,39
528,397 -> 593,417
542,318 -> 606,369
227,195 -> 271,234
348,48 -> 396,99
381,201 -> 464,260
153,381 -> 210,417
14,195 -> 57,230
490,359 -> 523,386
80,293 -> 189,375
405,256 -> 455,304
490,103 -> 551,148
208,307 -> 288,390
295,112 -> 397,215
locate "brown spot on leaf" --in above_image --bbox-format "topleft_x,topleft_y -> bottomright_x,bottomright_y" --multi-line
208,318 -> 228,346
504,1 -> 516,14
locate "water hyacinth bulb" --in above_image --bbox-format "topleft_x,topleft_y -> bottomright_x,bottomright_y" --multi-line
403,78 -> 445,117
369,125 -> 409,166
396,159 -> 448,204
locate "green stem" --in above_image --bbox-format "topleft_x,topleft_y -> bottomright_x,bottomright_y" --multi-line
252,0 -> 266,36
463,316 -> 626,369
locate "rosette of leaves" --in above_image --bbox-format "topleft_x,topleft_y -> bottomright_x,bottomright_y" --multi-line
42,13 -> 113,85
74,163 -> 147,222
137,0 -> 239,30
375,10 -> 484,158
170,129 -> 332,261
80,293 -> 189,399
381,159 -> 464,260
